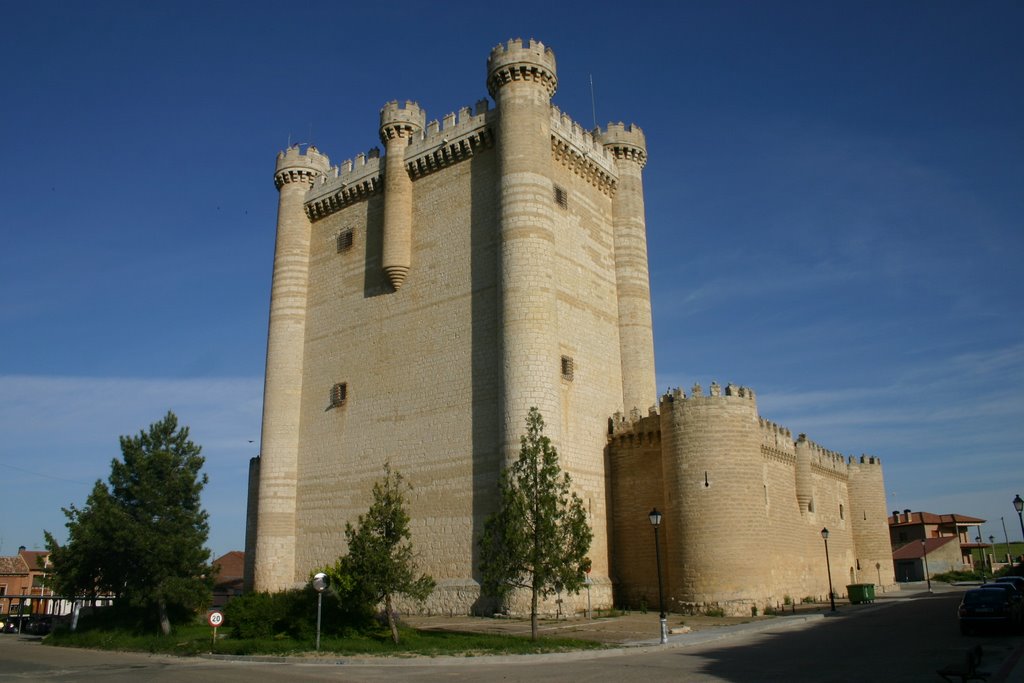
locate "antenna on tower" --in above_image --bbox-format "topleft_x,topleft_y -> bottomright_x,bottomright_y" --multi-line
589,74 -> 597,130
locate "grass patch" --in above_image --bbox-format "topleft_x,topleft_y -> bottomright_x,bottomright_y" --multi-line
45,622 -> 605,657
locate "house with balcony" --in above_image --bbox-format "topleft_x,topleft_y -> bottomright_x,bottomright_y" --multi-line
888,509 -> 988,580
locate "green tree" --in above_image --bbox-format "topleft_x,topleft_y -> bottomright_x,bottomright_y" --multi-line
45,411 -> 212,635
329,464 -> 434,644
479,407 -> 593,640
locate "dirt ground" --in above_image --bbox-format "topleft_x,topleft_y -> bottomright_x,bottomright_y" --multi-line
402,603 -> 836,645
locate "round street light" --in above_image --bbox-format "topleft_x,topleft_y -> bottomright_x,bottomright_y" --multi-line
821,528 -> 836,612
312,572 -> 330,652
648,508 -> 667,644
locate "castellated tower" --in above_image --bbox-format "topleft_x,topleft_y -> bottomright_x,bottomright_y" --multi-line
247,39 -> 655,615
247,38 -> 892,617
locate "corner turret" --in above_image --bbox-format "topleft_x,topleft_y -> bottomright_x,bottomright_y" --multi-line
274,145 -> 331,190
488,38 -> 563,464
255,143 -> 330,592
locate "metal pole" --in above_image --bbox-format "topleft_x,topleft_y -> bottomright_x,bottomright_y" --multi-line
922,540 -> 932,593
315,591 -> 323,653
1002,517 -> 1012,564
653,524 -> 667,644
823,536 -> 836,611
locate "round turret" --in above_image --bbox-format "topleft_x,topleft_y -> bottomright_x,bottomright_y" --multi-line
379,100 -> 425,144
660,384 -> 766,609
274,145 -> 331,190
487,38 -> 557,99
599,123 -> 647,168
378,101 -> 424,291
257,143 -> 330,591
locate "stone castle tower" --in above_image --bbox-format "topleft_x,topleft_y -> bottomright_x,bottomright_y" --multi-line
246,39 -> 895,615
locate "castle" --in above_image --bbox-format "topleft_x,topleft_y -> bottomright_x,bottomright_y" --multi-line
245,38 -> 896,616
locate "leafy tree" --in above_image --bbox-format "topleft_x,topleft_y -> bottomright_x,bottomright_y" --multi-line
45,411 -> 213,635
327,464 -> 434,644
479,407 -> 593,640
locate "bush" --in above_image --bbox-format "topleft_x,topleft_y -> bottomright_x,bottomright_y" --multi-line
72,601 -> 198,635
224,586 -> 374,640
931,569 -> 985,583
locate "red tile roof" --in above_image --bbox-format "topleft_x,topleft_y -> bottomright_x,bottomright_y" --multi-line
889,511 -> 985,526
213,551 -> 244,582
892,536 -> 958,560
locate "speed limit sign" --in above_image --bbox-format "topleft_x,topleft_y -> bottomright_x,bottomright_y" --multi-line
208,611 -> 224,628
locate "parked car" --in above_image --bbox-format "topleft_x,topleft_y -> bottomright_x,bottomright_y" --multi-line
959,588 -> 1020,634
22,616 -> 53,635
979,581 -> 1023,614
994,576 -> 1024,592
1,618 -> 21,634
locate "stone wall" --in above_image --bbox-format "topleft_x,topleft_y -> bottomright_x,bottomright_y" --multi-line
607,383 -> 897,615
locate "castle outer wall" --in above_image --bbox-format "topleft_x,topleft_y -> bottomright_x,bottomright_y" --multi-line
608,383 -> 896,615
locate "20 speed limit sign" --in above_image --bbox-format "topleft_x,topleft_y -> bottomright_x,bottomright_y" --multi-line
208,611 -> 224,628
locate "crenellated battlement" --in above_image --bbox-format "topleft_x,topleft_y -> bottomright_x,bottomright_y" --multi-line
304,148 -> 382,219
274,145 -> 331,190
406,100 -> 494,179
796,433 -> 854,478
659,381 -> 758,406
550,105 -> 618,195
599,122 -> 647,168
759,417 -> 795,454
487,38 -> 557,99
380,100 -> 426,142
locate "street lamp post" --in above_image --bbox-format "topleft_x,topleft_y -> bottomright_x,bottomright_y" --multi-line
649,508 -> 668,644
821,528 -> 836,612
989,535 -> 995,571
975,535 -> 987,581
1002,517 -> 1012,564
312,572 -> 329,653
1014,495 -> 1024,558
921,539 -> 932,593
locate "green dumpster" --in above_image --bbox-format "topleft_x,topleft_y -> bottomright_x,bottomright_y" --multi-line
846,583 -> 876,604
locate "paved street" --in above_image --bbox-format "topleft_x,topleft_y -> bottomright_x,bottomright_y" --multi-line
1,587 -> 1022,682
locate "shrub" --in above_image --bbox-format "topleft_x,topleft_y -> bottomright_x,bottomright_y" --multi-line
224,586 -> 373,641
703,607 -> 725,617
930,569 -> 985,584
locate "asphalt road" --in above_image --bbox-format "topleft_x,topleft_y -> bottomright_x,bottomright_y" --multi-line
1,589 -> 1022,682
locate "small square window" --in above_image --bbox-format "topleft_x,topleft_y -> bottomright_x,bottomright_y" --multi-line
560,355 -> 574,381
330,382 -> 347,408
337,229 -> 354,253
553,185 -> 567,209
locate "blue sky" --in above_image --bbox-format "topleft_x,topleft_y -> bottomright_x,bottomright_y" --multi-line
2,1 -> 1022,559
